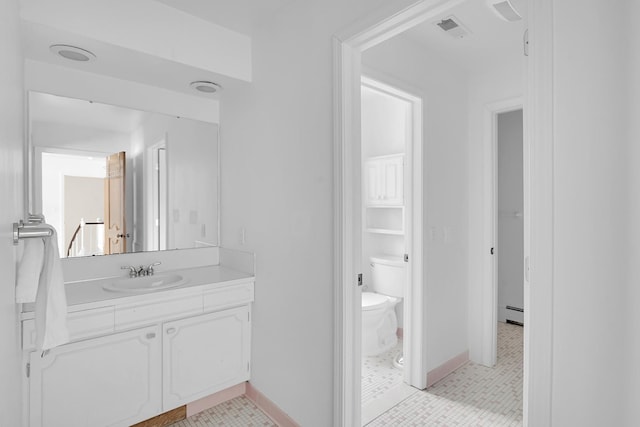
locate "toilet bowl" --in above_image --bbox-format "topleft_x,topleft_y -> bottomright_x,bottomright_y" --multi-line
362,292 -> 400,356
361,256 -> 405,356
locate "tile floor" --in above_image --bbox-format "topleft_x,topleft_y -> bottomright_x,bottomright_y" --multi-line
362,338 -> 405,406
366,321 -> 523,426
169,322 -> 522,427
169,396 -> 276,427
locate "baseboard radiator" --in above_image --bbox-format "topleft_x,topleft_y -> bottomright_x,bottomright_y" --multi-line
505,305 -> 524,326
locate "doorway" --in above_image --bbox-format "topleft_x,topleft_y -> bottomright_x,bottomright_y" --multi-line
496,108 -> 524,328
333,0 -> 555,426
38,149 -> 108,257
147,140 -> 168,251
360,76 -> 423,424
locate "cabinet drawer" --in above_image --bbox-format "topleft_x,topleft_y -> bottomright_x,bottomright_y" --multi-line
203,282 -> 254,312
22,306 -> 115,351
115,293 -> 202,330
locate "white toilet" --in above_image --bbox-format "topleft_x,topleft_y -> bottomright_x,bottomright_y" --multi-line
362,255 -> 405,356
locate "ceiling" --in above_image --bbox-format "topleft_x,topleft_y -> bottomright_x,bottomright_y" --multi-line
153,0 -> 294,35
21,0 -> 521,103
400,0 -> 524,72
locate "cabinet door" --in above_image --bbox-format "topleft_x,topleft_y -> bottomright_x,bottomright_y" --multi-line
29,325 -> 161,427
365,155 -> 404,206
381,156 -> 404,205
163,306 -> 250,410
366,160 -> 382,204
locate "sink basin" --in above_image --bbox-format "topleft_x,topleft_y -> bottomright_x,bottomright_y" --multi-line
103,274 -> 188,293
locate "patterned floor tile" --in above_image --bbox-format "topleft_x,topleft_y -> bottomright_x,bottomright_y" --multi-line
168,396 -> 276,427
362,338 -> 405,406
170,323 -> 521,427
366,322 -> 523,427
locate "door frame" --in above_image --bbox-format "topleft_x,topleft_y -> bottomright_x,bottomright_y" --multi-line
483,97 -> 523,368
361,74 -> 425,389
333,0 -> 555,426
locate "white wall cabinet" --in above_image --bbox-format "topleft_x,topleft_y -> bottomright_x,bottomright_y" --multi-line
163,306 -> 250,410
24,280 -> 254,427
28,325 -> 162,427
365,154 -> 405,234
366,154 -> 404,206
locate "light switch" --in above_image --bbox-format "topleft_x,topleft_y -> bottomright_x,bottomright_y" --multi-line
443,226 -> 451,244
429,226 -> 438,241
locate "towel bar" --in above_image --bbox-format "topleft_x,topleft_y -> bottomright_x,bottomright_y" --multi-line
13,220 -> 55,245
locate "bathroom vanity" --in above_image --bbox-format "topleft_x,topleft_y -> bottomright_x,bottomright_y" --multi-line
20,251 -> 254,427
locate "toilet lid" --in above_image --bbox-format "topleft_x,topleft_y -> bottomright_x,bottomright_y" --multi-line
362,292 -> 388,311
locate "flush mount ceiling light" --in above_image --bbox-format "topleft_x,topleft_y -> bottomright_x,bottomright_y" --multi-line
190,81 -> 222,94
49,44 -> 96,62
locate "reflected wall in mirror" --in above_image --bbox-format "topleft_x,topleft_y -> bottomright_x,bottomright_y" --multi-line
29,92 -> 219,258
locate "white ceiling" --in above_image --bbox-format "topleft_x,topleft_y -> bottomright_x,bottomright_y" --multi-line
400,0 -> 524,72
152,0 -> 294,35
21,20 -> 245,100
21,0 -> 521,104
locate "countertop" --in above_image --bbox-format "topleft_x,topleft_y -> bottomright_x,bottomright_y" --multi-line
21,264 -> 254,319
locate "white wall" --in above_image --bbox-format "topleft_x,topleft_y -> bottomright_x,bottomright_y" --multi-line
466,58 -> 522,363
497,109 -> 523,322
362,35 -> 469,371
361,86 -> 407,157
551,1 -> 629,425
627,0 -> 640,424
0,0 -> 24,425
219,1 -> 391,424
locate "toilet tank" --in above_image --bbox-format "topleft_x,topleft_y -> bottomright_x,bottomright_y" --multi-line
370,255 -> 405,297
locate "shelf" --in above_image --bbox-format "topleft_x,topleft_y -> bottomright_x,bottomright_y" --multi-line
365,205 -> 404,209
366,228 -> 404,235
365,206 -> 403,234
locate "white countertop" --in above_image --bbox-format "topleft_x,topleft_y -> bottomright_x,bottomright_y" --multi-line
21,265 -> 254,319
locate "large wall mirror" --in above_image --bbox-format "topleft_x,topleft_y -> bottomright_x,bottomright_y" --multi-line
28,91 -> 220,258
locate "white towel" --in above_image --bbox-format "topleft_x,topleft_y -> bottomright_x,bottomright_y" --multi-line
16,238 -> 45,303
34,229 -> 70,351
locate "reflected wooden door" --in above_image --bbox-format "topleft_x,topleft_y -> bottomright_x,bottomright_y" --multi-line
104,152 -> 126,254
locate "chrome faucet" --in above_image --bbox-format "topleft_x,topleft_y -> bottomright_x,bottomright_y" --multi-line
121,262 -> 161,278
121,265 -> 138,278
146,262 -> 161,276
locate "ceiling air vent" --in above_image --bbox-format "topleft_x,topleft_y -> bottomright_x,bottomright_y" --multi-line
435,16 -> 471,39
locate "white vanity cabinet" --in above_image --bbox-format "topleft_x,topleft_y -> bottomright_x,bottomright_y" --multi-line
163,306 -> 250,409
28,325 -> 162,427
23,275 -> 254,427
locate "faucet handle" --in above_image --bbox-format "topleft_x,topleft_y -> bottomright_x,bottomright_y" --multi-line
146,262 -> 161,276
121,265 -> 137,278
